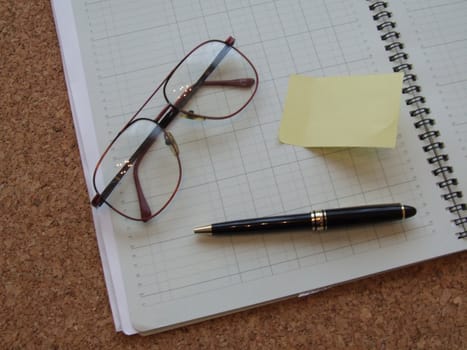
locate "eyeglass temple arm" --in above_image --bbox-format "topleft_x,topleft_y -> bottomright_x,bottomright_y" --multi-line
131,79 -> 254,220
129,39 -> 239,218
131,78 -> 255,218
132,38 -> 238,198
133,158 -> 152,221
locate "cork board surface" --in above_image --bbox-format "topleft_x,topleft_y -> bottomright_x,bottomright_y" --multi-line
1,1 -> 466,349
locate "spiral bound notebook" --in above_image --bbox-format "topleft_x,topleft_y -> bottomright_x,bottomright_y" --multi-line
52,0 -> 467,334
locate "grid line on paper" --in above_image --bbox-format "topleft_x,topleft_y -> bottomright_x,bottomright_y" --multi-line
322,1 -> 350,74
404,0 -> 466,13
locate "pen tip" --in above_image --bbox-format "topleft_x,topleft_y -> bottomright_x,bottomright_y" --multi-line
193,225 -> 213,234
404,205 -> 416,218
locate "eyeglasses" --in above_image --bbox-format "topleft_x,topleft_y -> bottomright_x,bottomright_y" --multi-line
91,37 -> 259,222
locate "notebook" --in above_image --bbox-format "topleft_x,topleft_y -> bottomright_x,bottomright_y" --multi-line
51,0 -> 467,335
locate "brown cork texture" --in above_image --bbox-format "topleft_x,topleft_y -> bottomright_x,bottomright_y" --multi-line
0,1 -> 466,349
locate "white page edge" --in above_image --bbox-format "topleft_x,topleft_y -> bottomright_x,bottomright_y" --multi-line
50,0 -> 137,335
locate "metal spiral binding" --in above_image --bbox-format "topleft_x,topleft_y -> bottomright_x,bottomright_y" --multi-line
367,0 -> 467,238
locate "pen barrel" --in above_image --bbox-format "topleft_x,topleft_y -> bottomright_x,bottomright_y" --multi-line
207,203 -> 413,234
324,203 -> 406,229
211,213 -> 311,234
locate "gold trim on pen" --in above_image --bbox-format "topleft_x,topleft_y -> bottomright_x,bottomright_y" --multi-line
310,210 -> 327,231
401,204 -> 405,219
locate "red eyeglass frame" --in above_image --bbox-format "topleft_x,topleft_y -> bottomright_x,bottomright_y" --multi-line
91,36 -> 259,222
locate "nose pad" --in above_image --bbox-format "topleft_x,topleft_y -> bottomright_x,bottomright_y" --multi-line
181,110 -> 206,121
164,131 -> 180,156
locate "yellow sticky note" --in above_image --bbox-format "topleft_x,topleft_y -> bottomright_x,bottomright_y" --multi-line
279,73 -> 403,148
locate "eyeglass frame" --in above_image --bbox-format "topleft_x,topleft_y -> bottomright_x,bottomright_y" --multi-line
91,36 -> 259,222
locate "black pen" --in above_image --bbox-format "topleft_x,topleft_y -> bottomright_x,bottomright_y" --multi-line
193,203 -> 416,235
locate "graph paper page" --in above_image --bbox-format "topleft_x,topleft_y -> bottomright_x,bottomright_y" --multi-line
57,0 -> 467,334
